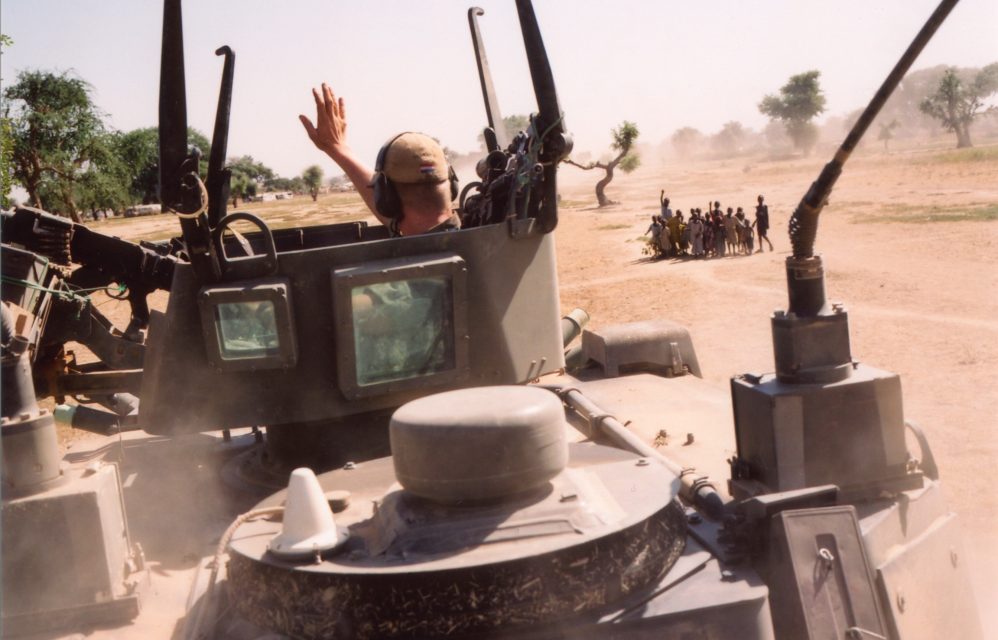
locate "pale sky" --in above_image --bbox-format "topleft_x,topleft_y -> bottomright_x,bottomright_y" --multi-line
2,0 -> 996,179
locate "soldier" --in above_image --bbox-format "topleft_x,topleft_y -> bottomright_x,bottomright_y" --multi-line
754,194 -> 773,252
300,84 -> 460,237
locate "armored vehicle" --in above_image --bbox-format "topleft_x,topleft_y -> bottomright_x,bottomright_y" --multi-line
0,0 -> 984,638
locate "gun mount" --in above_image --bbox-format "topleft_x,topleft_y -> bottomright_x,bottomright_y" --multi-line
0,0 -> 983,638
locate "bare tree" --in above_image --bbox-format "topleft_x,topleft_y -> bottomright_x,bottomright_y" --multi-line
564,121 -> 640,207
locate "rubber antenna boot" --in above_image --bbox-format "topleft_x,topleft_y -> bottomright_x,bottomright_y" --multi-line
268,468 -> 348,560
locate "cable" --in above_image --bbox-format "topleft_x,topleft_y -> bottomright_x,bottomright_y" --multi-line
0,275 -> 121,303
167,174 -> 210,220
186,505 -> 284,640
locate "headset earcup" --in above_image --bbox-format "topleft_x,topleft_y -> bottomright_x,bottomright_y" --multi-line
448,166 -> 459,202
373,133 -> 405,220
372,173 -> 402,220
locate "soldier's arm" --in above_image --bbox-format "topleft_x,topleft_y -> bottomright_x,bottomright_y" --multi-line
300,83 -> 391,227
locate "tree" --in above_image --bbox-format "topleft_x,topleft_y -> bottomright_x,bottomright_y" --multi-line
0,36 -> 13,208
918,64 -> 998,148
3,70 -> 113,221
302,165 -> 323,201
711,121 -> 746,156
228,155 -> 274,186
759,70 -> 827,155
1,117 -> 13,209
266,176 -> 300,193
878,119 -> 900,151
564,121 -> 640,207
229,172 -> 250,206
74,131 -> 131,216
227,155 -> 274,205
671,127 -> 703,159
116,127 -> 160,204
112,126 -> 211,205
476,114 -> 529,151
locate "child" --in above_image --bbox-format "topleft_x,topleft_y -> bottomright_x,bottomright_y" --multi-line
743,219 -> 755,254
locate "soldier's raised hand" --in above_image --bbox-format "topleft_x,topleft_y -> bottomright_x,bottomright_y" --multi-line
300,83 -> 350,160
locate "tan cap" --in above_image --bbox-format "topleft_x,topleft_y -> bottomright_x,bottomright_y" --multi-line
380,132 -> 449,184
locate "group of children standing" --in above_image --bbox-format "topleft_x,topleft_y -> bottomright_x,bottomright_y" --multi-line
645,192 -> 774,260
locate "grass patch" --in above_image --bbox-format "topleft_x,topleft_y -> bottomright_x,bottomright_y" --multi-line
129,210 -> 369,243
597,223 -> 630,231
916,145 -> 998,164
90,193 -> 370,243
857,203 -> 998,224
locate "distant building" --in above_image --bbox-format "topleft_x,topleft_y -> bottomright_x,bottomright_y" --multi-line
123,204 -> 162,218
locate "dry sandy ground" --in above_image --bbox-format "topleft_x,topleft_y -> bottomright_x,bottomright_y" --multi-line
552,142 -> 998,617
84,141 -> 997,623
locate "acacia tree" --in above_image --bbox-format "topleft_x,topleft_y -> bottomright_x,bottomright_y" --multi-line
564,121 -> 640,207
229,155 -> 275,186
229,172 -> 250,206
225,155 -> 274,205
72,130 -> 131,217
671,127 -> 703,159
878,119 -> 900,151
116,127 -> 160,204
759,70 -> 827,156
111,126 -> 211,205
3,70 -> 114,221
711,121 -> 746,156
302,165 -> 323,201
919,65 -> 998,148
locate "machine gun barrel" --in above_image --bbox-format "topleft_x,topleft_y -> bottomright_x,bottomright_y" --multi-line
159,0 -> 221,282
515,0 -> 561,136
514,0 -> 570,233
468,8 -> 508,152
159,0 -> 188,215
788,0 -> 959,261
0,208 -> 176,294
206,46 -> 235,228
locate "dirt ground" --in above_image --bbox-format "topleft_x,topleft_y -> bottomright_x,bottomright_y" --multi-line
551,141 -> 998,616
83,140 -> 997,621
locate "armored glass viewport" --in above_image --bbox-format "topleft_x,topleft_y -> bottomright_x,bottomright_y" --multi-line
333,253 -> 469,399
215,300 -> 280,360
350,276 -> 454,386
197,279 -> 298,372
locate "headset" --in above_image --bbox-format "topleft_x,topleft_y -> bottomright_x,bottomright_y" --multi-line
372,132 -> 460,220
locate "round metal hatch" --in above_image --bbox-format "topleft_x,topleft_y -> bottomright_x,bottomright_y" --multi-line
227,442 -> 685,639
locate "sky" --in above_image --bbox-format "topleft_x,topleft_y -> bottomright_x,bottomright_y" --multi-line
2,0 -> 997,180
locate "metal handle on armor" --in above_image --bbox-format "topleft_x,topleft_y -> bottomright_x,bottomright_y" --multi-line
211,212 -> 278,280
